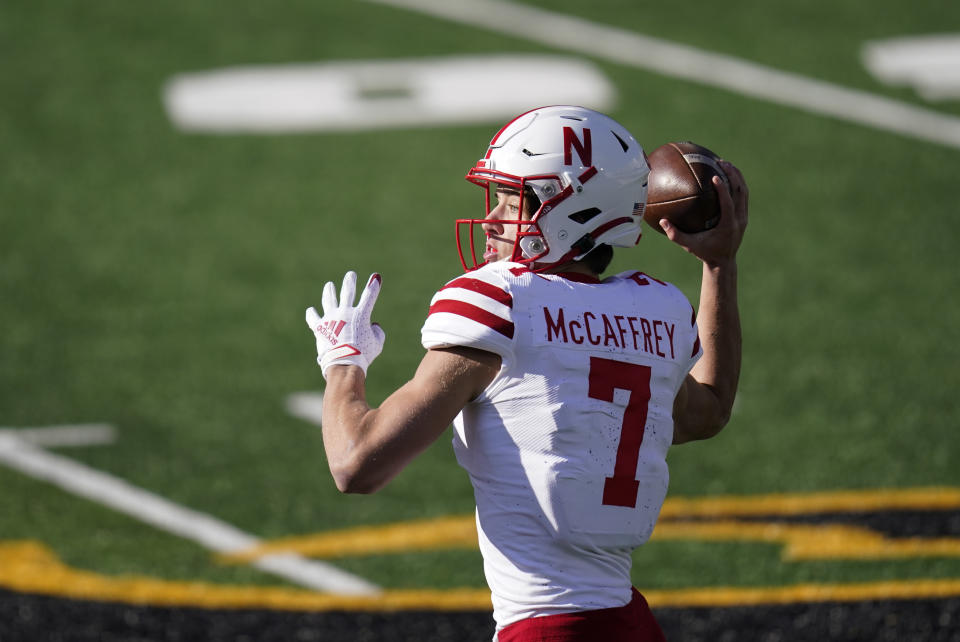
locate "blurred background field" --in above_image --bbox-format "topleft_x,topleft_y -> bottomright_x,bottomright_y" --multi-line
2,0 -> 959,605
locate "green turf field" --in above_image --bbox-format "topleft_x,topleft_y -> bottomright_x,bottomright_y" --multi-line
2,0 -> 959,619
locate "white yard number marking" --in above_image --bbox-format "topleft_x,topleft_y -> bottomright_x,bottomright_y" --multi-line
164,55 -> 615,133
862,35 -> 960,101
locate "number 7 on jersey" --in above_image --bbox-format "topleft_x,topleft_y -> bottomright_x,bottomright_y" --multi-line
588,356 -> 653,508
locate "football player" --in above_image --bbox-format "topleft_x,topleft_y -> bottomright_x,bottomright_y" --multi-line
306,105 -> 747,641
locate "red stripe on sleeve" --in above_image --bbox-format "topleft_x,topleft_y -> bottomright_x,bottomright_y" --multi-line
691,336 -> 701,358
441,277 -> 513,308
429,300 -> 515,339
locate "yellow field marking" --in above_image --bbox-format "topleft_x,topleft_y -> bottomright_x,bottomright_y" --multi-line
658,486 -> 960,518
219,515 -> 477,564
644,579 -> 960,608
222,487 -> 960,563
5,540 -> 960,612
0,540 -> 489,611
222,517 -> 960,563
653,521 -> 960,561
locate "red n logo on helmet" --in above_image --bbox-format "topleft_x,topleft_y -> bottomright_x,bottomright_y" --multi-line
563,127 -> 592,166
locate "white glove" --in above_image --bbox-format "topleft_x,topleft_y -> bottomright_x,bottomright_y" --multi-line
305,271 -> 386,378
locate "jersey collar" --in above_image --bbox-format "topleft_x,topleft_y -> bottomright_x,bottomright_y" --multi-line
553,271 -> 602,284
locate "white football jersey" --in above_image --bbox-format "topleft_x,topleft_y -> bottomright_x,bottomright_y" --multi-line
421,261 -> 701,629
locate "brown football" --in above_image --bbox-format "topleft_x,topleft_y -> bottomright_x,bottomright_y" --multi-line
644,141 -> 728,234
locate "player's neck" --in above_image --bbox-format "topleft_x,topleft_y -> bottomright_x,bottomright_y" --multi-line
542,260 -> 601,280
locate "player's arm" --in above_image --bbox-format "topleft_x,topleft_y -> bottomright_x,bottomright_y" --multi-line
661,160 -> 748,444
305,271 -> 500,493
671,262 -> 740,444
321,346 -> 498,494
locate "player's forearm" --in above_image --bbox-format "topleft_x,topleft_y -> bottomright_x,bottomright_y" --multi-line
688,259 -> 741,432
320,366 -> 389,494
320,351 -> 483,494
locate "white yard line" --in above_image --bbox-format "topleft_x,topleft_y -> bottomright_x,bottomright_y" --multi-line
364,0 -> 960,149
0,424 -> 116,448
0,427 -> 380,596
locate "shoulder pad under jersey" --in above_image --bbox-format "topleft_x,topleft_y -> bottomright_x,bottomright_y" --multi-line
421,263 -> 518,362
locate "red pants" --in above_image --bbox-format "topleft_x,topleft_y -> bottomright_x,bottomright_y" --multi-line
496,588 -> 667,642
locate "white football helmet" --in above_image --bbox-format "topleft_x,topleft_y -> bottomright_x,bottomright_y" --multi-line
460,105 -> 649,271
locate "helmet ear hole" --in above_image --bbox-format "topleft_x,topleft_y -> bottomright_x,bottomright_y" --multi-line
572,234 -> 596,255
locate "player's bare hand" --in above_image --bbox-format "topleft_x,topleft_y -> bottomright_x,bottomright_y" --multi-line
660,160 -> 748,267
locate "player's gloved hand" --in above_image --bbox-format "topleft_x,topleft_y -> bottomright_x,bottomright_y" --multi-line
305,271 -> 386,378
